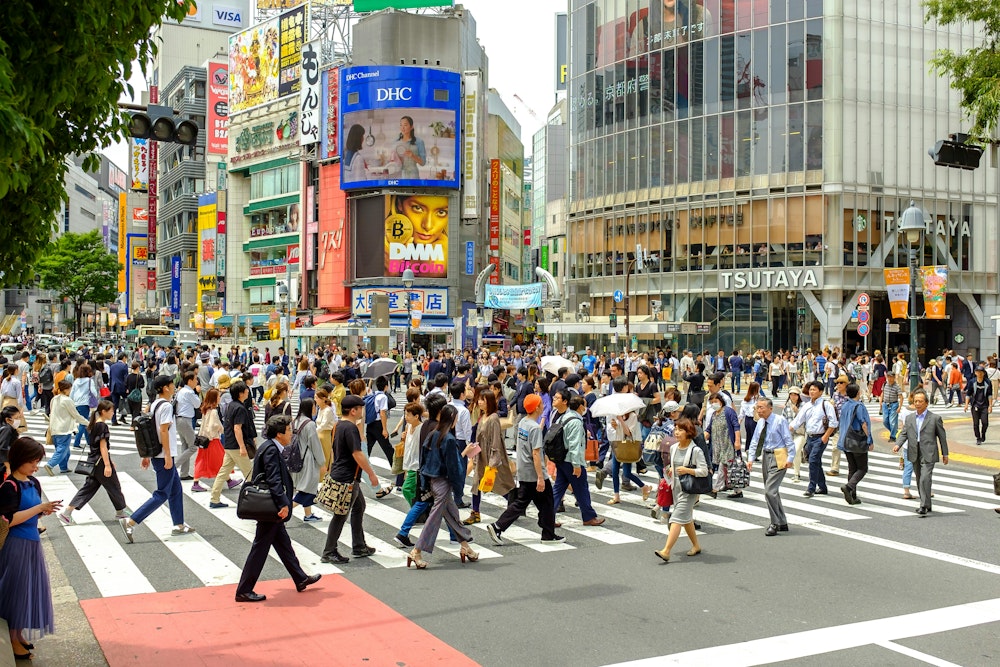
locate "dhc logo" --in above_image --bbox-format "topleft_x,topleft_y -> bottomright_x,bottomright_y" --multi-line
376,87 -> 413,102
213,6 -> 243,27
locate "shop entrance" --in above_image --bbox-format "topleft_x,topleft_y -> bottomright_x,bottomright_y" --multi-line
771,305 -> 798,352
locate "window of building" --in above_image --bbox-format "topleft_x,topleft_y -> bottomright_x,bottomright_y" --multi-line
249,249 -> 289,276
74,184 -> 96,201
250,286 -> 276,305
250,165 -> 300,200
249,204 -> 300,237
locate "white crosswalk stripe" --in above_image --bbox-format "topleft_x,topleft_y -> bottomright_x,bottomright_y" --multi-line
37,388 -> 1000,598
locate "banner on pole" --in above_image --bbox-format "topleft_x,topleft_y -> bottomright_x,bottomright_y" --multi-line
485,283 -> 543,310
883,268 -> 910,319
920,265 -> 948,319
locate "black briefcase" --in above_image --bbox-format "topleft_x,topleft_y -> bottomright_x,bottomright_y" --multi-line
236,474 -> 279,522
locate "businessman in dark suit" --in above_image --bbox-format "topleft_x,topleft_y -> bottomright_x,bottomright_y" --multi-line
892,389 -> 949,516
108,354 -> 129,425
235,415 -> 321,602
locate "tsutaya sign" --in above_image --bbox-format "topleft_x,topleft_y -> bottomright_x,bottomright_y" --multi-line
720,268 -> 822,290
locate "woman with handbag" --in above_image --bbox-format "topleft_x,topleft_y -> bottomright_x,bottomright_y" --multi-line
685,362 -> 707,407
314,388 -> 337,475
635,365 -> 662,440
406,405 -> 478,569
291,399 -> 325,522
0,437 -> 62,659
706,393 -> 743,499
70,364 -> 98,450
393,394 -> 450,548
124,362 -> 145,427
58,400 -> 130,524
0,365 -> 25,433
463,389 -> 515,526
44,380 -> 90,475
605,393 -> 653,506
783,386 -> 807,482
654,418 -> 707,563
191,389 -> 225,493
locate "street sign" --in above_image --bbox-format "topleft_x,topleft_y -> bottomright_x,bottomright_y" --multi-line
858,293 -> 870,307
857,322 -> 870,336
613,290 -> 624,303
858,311 -> 870,324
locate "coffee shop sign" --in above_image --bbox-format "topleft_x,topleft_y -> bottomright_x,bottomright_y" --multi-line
720,268 -> 821,290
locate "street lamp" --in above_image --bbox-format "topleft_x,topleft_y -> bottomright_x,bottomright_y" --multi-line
402,268 -> 414,356
898,200 -> 925,392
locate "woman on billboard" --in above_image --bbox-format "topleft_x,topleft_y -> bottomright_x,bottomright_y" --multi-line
392,116 -> 426,180
342,124 -> 368,182
384,194 -> 449,278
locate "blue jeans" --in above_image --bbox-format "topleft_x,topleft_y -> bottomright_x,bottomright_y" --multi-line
902,455 -> 914,488
25,387 -> 33,412
72,404 -> 91,448
806,434 -> 827,493
611,451 -> 645,494
48,434 -> 72,472
399,498 -> 457,541
883,401 -> 899,439
552,460 -> 597,522
731,372 -> 742,394
131,458 -> 184,526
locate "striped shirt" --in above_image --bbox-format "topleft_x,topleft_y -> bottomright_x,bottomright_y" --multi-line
882,382 -> 902,405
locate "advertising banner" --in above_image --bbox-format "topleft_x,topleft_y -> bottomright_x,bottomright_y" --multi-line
118,193 -> 127,293
485,283 -> 543,310
465,241 -> 474,275
198,195 -> 218,313
170,255 -> 182,318
921,265 -> 948,319
488,159 -> 501,284
555,13 -> 568,91
130,138 -> 149,191
317,163 -> 351,310
300,41 -> 321,146
148,83 -> 158,257
884,268 -> 911,319
229,4 -> 307,115
287,244 -> 300,265
351,287 -> 448,317
382,193 -> 449,278
127,234 -> 148,317
340,66 -> 461,190
320,67 -> 340,160
207,61 -> 229,155
462,70 -> 480,217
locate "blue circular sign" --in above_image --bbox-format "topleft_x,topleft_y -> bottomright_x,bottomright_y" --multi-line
858,311 -> 870,324
857,322 -> 870,336
613,290 -> 624,303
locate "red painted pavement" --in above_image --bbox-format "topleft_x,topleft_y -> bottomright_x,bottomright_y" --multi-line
81,577 -> 480,666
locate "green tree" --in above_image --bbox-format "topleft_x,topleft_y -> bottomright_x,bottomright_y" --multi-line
0,0 -> 194,285
925,1 -> 1000,140
36,232 -> 122,338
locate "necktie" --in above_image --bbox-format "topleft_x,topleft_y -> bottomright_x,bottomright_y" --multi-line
755,418 -> 768,461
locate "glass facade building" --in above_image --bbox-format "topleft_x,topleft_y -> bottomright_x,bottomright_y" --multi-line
565,1 -> 1000,357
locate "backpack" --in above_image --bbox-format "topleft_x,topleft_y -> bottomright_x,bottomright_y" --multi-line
385,391 -> 396,413
281,421 -> 306,473
543,411 -> 579,464
38,365 -> 53,386
316,360 -> 330,381
364,394 -> 378,424
133,400 -> 170,458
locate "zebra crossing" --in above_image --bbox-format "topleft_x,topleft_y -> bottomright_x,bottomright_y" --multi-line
39,440 -> 998,599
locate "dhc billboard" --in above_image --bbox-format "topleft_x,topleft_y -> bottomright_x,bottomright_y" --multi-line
340,66 -> 461,190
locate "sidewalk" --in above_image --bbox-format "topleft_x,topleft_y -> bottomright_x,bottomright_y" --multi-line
870,407 -> 1000,469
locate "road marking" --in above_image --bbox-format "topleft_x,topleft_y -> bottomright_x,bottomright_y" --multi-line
806,523 -> 1000,575
42,475 -> 156,598
604,596 -> 1000,666
305,502 -> 408,568
478,492 -> 643,544
738,490 -> 866,521
875,641 -> 965,667
117,473 -> 243,587
362,499 -> 502,560
467,508 -> 575,552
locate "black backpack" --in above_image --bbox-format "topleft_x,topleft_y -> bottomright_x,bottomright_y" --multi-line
133,400 -> 170,458
543,412 -> 579,464
281,421 -> 306,473
38,365 -> 53,386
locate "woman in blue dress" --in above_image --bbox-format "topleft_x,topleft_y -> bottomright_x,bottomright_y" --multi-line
0,437 -> 61,660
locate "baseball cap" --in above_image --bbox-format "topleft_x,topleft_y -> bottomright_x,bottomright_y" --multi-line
523,393 -> 542,414
199,352 -> 210,361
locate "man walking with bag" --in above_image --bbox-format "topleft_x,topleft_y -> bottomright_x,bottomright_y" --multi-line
549,391 -> 604,527
746,398 -> 796,536
837,383 -> 873,505
235,415 -> 321,602
893,389 -> 949,516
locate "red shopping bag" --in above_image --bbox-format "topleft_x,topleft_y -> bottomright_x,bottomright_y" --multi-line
656,478 -> 673,508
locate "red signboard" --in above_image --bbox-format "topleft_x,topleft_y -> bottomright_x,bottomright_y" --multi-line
207,61 -> 229,156
286,244 -> 300,265
316,163 -> 351,310
488,159 -> 501,285
147,269 -> 156,290
523,228 -> 532,246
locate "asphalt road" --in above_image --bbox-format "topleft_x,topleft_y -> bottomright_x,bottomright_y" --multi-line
24,389 -> 1000,666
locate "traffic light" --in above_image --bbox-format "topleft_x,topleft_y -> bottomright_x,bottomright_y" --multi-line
928,138 -> 983,170
127,104 -> 198,146
610,312 -> 617,328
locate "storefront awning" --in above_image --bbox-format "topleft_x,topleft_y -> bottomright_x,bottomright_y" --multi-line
312,312 -> 350,324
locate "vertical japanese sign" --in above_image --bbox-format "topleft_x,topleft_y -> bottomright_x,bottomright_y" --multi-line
278,5 -> 306,98
207,61 -> 229,155
299,41 -> 321,146
884,268 -> 910,319
118,193 -> 127,294
921,266 -> 948,319
170,255 -> 181,318
488,159 -> 501,285
130,138 -> 149,191
462,70 -> 480,218
465,241 -> 475,275
148,85 -> 159,258
320,67 -> 339,159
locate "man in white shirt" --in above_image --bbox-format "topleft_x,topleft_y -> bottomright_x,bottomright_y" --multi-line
789,381 -> 838,497
450,381 -> 473,508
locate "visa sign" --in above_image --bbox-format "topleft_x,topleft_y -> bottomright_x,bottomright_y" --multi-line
213,5 -> 244,27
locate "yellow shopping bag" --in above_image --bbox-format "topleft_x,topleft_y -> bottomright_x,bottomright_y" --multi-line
479,466 -> 497,493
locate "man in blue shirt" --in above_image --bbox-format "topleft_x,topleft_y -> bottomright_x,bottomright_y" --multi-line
746,397 -> 796,536
837,383 -> 873,505
728,350 -> 744,394
581,348 -> 596,375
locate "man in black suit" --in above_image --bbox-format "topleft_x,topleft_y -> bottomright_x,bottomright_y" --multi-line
108,353 -> 129,425
235,415 -> 321,602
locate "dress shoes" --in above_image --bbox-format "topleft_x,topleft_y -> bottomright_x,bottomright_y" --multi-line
296,574 -> 322,592
777,524 -> 789,531
235,592 -> 266,603
916,507 -> 929,516
765,524 -> 779,537
803,491 -> 815,498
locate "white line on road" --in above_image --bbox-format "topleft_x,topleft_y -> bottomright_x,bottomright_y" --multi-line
875,641 -> 965,667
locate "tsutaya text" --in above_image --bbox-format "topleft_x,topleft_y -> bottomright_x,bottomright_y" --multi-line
720,268 -> 821,290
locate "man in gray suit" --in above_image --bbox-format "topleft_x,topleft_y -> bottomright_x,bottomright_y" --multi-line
892,389 -> 948,516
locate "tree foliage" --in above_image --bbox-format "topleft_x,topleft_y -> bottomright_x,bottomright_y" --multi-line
0,0 -> 194,285
926,1 -> 1000,140
35,231 -> 122,337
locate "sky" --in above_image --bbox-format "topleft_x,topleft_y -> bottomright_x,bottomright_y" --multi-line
107,0 -> 561,171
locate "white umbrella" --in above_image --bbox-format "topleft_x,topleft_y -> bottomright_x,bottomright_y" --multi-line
363,357 -> 399,378
589,393 -> 647,418
540,355 -> 575,376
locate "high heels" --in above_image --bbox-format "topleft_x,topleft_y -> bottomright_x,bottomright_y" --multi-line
654,549 -> 670,563
406,548 -> 427,569
459,545 -> 479,563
